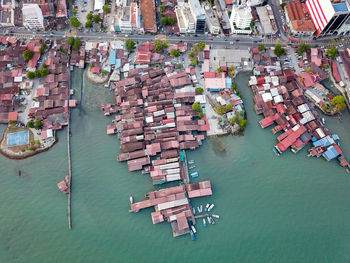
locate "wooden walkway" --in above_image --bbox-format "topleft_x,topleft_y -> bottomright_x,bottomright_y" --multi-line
67,110 -> 72,230
182,150 -> 190,185
194,213 -> 208,219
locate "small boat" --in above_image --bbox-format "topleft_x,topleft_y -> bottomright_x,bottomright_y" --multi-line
199,205 -> 203,213
212,214 -> 220,219
203,218 -> 207,227
208,204 -> 215,212
210,217 -> 215,224
129,196 -> 133,204
322,117 -> 325,125
190,230 -> 195,240
273,147 -> 280,156
205,203 -> 210,211
189,165 -> 196,169
197,206 -> 201,213
207,216 -> 211,224
192,207 -> 196,215
188,160 -> 195,164
191,172 -> 198,178
191,225 -> 197,234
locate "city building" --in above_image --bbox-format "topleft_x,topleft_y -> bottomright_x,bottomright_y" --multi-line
202,2 -> 220,35
175,3 -> 196,34
0,0 -> 15,27
22,4 -> 44,29
140,0 -> 156,33
214,0 -> 231,34
188,0 -> 206,33
256,5 -> 277,35
56,0 -> 67,17
119,6 -> 132,33
229,4 -> 252,34
285,2 -> 315,38
306,0 -> 350,37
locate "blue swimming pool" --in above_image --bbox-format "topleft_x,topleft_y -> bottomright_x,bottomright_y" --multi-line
7,131 -> 29,146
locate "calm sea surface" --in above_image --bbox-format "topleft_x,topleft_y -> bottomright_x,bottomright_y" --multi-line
1,70 -> 350,263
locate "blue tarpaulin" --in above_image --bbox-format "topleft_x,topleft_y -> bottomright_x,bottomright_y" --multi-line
313,136 -> 333,147
225,77 -> 232,89
322,146 -> 340,161
108,50 -> 116,65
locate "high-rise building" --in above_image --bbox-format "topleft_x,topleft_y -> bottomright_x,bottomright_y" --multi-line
22,4 -> 44,30
306,0 -> 350,37
229,4 -> 252,30
188,0 -> 206,33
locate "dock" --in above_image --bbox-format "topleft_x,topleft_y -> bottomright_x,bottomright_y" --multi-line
182,150 -> 190,184
194,213 -> 209,219
67,110 -> 72,230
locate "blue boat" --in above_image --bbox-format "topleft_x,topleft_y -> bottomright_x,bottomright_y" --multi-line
203,218 -> 207,227
191,172 -> 198,178
190,230 -> 195,240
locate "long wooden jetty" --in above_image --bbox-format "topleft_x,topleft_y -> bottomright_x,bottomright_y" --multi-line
182,150 -> 190,184
67,110 -> 72,230
194,213 -> 209,219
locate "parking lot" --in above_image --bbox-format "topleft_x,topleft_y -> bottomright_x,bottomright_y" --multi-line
73,0 -> 94,25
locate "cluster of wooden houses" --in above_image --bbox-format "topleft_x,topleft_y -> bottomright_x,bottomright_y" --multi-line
102,41 -> 213,237
249,47 -> 349,169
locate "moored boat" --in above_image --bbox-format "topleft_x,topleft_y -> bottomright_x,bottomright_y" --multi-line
212,214 -> 220,219
203,218 -> 207,227
191,172 -> 198,178
205,203 -> 210,211
197,206 -> 201,213
199,204 -> 203,213
129,196 -> 134,204
190,230 -> 195,240
208,204 -> 215,212
192,207 -> 196,215
191,225 -> 197,234
188,160 -> 195,164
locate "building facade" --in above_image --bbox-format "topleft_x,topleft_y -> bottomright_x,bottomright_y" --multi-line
188,0 -> 206,33
202,2 -> 220,35
175,3 -> 196,34
22,4 -> 44,29
285,2 -> 315,38
229,4 -> 252,32
306,0 -> 350,37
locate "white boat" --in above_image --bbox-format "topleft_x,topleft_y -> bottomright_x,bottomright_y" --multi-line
192,207 -> 196,215
199,205 -> 203,213
322,117 -> 325,125
205,203 -> 210,211
197,206 -> 201,213
212,214 -> 220,219
203,218 -> 207,227
191,225 -> 197,234
188,160 -> 195,164
129,196 -> 133,204
189,165 -> 196,169
207,216 -> 211,224
208,204 -> 215,212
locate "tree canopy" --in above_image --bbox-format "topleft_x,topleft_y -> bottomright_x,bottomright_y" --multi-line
258,44 -> 265,52
326,46 -> 338,60
68,37 -> 75,46
191,59 -> 198,66
70,17 -> 81,28
27,71 -> 36,79
170,48 -> 180,57
93,14 -> 102,23
274,43 -> 285,57
153,40 -> 168,52
297,43 -> 311,56
125,39 -> 135,51
72,8 -> 77,14
72,38 -> 81,50
198,42 -> 206,50
192,102 -> 201,112
195,87 -> 203,94
331,95 -> 346,111
160,17 -> 174,26
103,5 -> 110,13
86,13 -> 93,20
226,104 -> 232,111
85,20 -> 93,28
216,106 -> 226,115
23,50 -> 34,61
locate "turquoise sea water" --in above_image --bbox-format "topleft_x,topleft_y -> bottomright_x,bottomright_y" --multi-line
1,70 -> 350,262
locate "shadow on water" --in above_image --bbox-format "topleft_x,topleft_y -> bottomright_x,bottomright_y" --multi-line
208,137 -> 227,156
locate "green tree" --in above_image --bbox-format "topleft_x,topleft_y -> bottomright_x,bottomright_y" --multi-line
27,71 -> 35,79
195,87 -> 204,94
188,51 -> 195,58
226,104 -> 232,111
93,14 -> 101,23
192,102 -> 201,112
125,39 -> 135,51
160,5 -> 165,12
238,118 -> 248,131
161,17 -> 168,26
191,59 -> 198,66
23,50 -> 34,61
216,106 -> 226,115
250,21 -> 255,28
34,70 -> 41,78
34,120 -> 43,129
42,63 -> 47,68
72,8 -> 77,14
258,44 -> 265,51
40,68 -> 50,77
68,37 -> 75,46
154,39 -> 165,52
70,17 -> 81,28
198,112 -> 204,119
72,38 -> 81,50
26,120 -> 34,128
216,67 -> 223,74
86,13 -> 93,20
39,42 -> 46,54
274,43 -> 285,57
85,20 -> 93,28
297,43 -> 311,56
229,117 -> 236,124
167,17 -> 174,25
103,5 -> 110,13
281,3 -> 286,9
331,95 -> 346,111
198,42 -> 206,50
228,65 -> 234,78
326,46 -> 338,60
170,48 -> 180,57
163,40 -> 169,48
